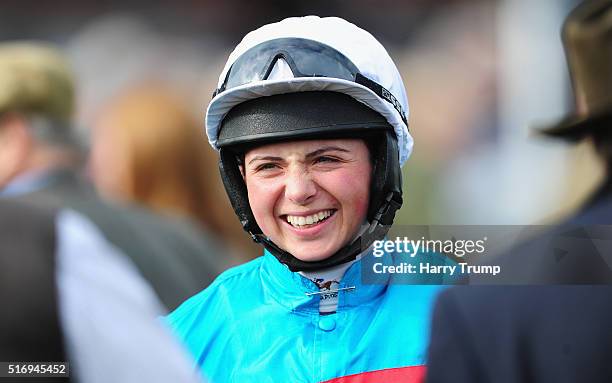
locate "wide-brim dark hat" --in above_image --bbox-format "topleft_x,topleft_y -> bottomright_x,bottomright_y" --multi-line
539,0 -> 612,141
541,109 -> 612,141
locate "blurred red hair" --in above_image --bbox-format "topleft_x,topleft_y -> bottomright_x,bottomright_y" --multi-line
90,83 -> 258,259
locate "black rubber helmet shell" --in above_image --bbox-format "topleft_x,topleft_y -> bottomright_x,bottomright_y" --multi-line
218,91 -> 402,271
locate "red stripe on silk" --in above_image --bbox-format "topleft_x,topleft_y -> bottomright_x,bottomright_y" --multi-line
320,365 -> 426,383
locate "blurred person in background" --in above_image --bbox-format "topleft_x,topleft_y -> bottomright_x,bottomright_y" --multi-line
89,84 -> 258,262
426,1 -> 612,382
0,200 -> 205,383
0,41 -> 222,311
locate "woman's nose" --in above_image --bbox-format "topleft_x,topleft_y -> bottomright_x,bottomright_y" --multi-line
284,168 -> 317,205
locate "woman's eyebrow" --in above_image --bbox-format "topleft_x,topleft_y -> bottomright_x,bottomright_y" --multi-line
248,146 -> 350,165
247,155 -> 283,165
306,146 -> 350,159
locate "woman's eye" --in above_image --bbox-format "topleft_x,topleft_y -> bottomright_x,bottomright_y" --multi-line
314,156 -> 339,164
256,163 -> 279,171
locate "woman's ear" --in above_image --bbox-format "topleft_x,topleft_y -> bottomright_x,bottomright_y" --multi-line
235,151 -> 249,180
239,164 -> 245,180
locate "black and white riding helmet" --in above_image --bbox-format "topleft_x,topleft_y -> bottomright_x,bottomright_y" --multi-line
205,16 -> 413,271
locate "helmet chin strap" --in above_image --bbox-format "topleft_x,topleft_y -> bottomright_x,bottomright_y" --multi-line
251,192 -> 400,272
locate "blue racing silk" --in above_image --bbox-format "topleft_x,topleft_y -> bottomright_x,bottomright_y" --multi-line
167,248 -> 450,383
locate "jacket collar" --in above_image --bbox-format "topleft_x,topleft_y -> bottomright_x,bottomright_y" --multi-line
260,246 -> 389,314
571,176 -> 612,224
0,167 -> 85,197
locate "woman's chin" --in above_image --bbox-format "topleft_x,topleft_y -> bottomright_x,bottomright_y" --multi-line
283,242 -> 340,263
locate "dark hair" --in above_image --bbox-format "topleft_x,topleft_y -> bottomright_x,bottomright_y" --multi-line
592,128 -> 612,174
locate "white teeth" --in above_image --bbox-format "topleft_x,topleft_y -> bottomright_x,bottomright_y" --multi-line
286,210 -> 333,227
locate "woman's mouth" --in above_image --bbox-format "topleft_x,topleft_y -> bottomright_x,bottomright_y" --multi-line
282,209 -> 336,229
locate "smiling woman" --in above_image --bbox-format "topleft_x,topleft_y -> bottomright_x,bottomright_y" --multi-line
215,89 -> 401,272
166,16 -> 448,383
244,139 -> 371,262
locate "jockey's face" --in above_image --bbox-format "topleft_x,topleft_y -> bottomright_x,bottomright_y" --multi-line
244,138 -> 371,262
